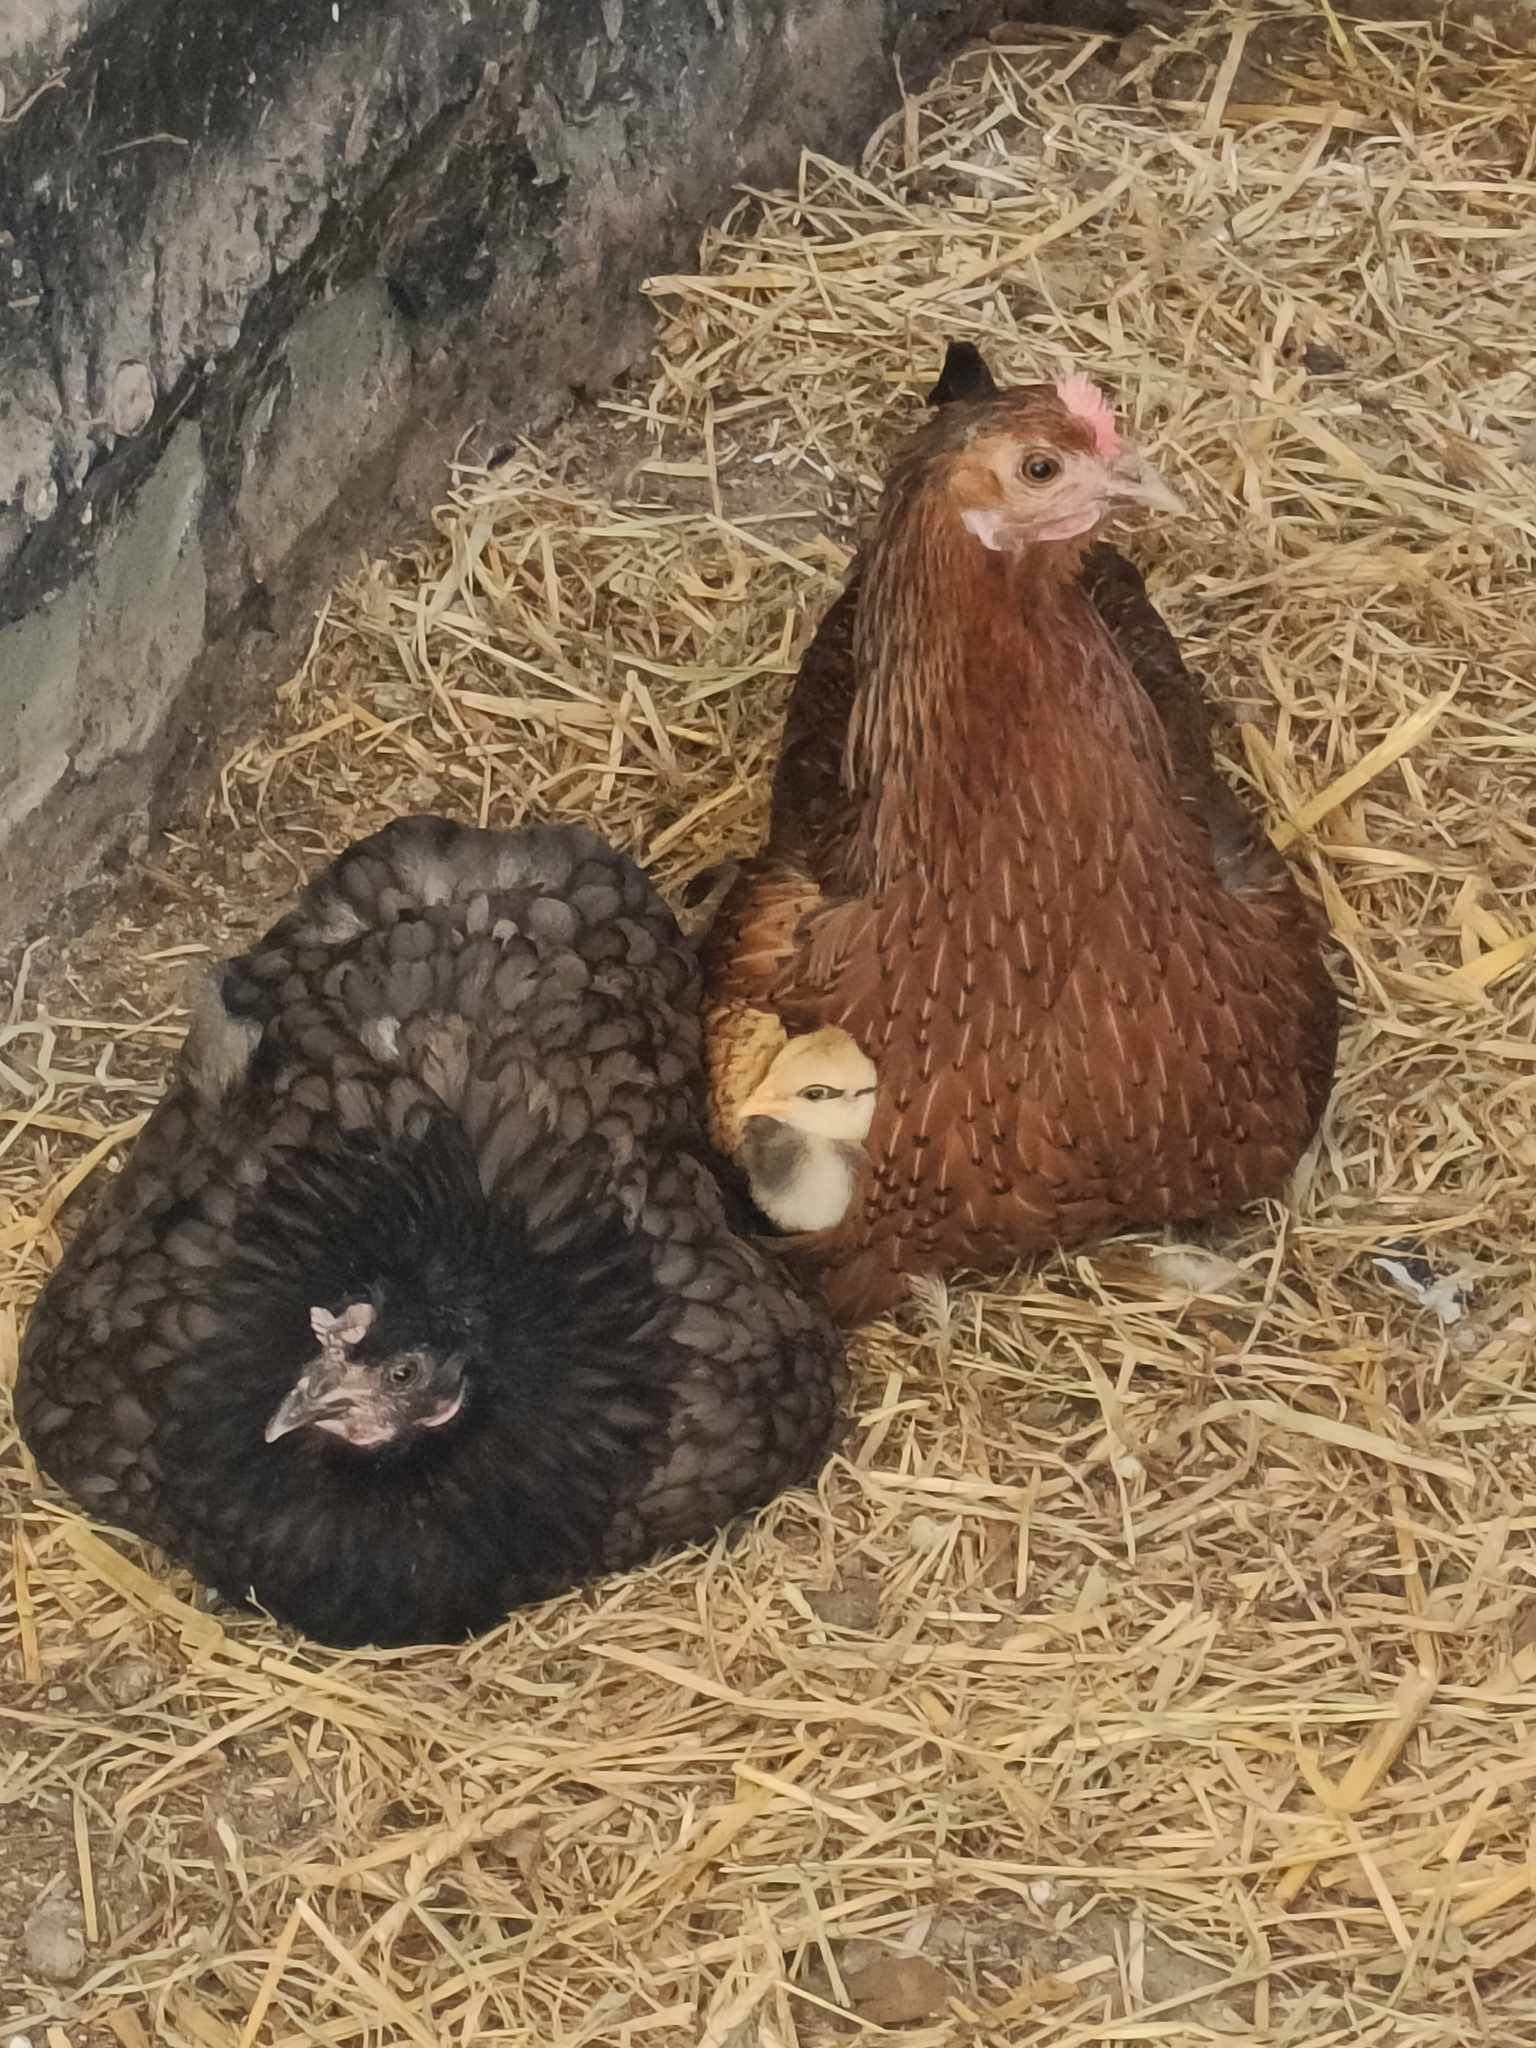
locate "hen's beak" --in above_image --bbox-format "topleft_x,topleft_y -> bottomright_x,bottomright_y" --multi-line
264,1361 -> 385,1444
1107,452 -> 1187,518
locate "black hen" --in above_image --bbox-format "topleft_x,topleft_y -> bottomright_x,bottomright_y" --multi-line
16,816 -> 845,1648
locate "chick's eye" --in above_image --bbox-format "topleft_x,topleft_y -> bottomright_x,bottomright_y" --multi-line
799,1085 -> 837,1103
1022,453 -> 1061,484
385,1360 -> 420,1389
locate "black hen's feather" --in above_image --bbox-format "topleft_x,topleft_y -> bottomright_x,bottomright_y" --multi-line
17,816 -> 845,1647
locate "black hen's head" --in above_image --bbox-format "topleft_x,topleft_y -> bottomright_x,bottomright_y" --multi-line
262,1299 -> 468,1450
222,1118 -> 501,1461
218,1113 -> 671,1480
188,1112 -> 679,1643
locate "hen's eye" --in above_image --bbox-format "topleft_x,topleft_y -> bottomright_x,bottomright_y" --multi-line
798,1085 -> 838,1103
385,1360 -> 420,1389
1022,453 -> 1061,484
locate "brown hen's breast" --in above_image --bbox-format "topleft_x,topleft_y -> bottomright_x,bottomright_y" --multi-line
745,655 -> 1335,1325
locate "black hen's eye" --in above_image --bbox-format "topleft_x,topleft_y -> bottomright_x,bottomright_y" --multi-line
385,1360 -> 421,1389
1022,453 -> 1061,484
798,1085 -> 839,1103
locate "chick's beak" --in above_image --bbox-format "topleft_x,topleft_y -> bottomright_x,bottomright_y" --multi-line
1106,451 -> 1187,518
738,1088 -> 789,1123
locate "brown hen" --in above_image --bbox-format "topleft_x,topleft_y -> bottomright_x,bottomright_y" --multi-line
704,357 -> 1338,1325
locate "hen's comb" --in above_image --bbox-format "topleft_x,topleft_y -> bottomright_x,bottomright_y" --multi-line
1055,374 -> 1121,459
310,1301 -> 376,1363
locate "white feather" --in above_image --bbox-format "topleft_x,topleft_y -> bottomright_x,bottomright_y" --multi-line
361,1015 -> 402,1061
753,1143 -> 859,1234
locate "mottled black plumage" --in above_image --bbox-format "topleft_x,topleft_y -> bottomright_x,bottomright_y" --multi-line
17,817 -> 845,1647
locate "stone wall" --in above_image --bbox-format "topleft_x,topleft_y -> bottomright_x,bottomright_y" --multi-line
0,0 -> 1144,955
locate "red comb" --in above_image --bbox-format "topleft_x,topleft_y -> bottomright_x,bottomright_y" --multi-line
1055,375 -> 1121,460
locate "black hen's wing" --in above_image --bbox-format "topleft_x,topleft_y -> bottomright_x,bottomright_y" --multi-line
623,1143 -> 846,1555
226,814 -> 704,1172
14,971 -> 301,1558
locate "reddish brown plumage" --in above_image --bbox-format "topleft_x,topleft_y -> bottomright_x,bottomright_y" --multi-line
705,366 -> 1338,1324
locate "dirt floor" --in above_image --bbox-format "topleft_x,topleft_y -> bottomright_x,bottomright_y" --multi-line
4,6 -> 1536,2044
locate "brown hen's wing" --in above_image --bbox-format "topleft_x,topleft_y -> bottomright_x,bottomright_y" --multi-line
701,860 -> 817,1155
704,1003 -> 786,1156
1076,543 -> 1339,1124
1080,541 -> 1291,896
702,858 -> 828,1009
767,577 -> 860,874
1080,542 -> 1218,766
699,854 -> 867,1255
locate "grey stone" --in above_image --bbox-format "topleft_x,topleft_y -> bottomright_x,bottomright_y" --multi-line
1,0 -> 1072,956
0,1 -> 120,101
0,370 -> 61,535
21,1892 -> 86,1984
0,424 -> 204,837
107,359 -> 156,438
236,282 -> 411,584
0,581 -> 85,831
74,422 -> 207,777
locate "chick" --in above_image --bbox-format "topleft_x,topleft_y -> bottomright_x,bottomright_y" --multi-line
734,1028 -> 878,1234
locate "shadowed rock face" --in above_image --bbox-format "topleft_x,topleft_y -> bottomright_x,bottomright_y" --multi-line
5,0 -> 1107,957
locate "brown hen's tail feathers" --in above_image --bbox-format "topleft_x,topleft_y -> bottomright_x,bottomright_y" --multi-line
1077,541 -> 1284,899
927,340 -> 1001,408
766,341 -> 997,864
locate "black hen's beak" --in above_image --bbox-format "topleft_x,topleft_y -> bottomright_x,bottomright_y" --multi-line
264,1359 -> 397,1448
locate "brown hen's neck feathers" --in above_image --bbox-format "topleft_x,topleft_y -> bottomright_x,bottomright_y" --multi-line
846,480 -> 1168,891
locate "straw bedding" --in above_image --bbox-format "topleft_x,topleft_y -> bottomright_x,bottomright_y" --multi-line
4,5 -> 1536,2041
